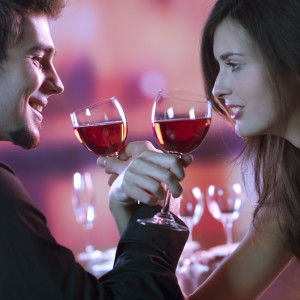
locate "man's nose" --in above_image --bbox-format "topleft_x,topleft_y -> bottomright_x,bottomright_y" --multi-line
41,67 -> 64,95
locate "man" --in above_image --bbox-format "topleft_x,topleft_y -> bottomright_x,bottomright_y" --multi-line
0,0 -> 188,299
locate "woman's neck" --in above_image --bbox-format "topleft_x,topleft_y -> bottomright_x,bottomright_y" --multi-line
285,109 -> 300,149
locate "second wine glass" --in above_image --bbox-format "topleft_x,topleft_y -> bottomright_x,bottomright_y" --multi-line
70,97 -> 127,157
206,183 -> 243,256
137,89 -> 212,231
72,171 -> 102,262
179,187 -> 204,250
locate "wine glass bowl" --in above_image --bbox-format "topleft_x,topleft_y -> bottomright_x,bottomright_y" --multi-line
152,89 -> 211,158
73,171 -> 95,232
137,89 -> 212,231
179,187 -> 204,238
179,187 -> 204,249
206,183 -> 243,255
70,97 -> 127,157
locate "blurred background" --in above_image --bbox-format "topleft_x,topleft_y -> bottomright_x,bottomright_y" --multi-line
0,0 -> 255,252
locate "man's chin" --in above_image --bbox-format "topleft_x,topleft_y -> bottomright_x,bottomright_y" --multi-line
9,128 -> 40,149
20,140 -> 40,149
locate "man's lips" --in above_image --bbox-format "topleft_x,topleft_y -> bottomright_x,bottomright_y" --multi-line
30,102 -> 43,113
28,99 -> 48,123
29,98 -> 48,114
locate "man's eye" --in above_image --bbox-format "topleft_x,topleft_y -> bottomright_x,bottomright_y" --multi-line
33,56 -> 44,70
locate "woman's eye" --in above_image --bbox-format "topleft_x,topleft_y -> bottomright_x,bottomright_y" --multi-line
226,62 -> 240,72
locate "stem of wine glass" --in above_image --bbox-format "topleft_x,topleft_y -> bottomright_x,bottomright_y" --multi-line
160,152 -> 182,216
223,220 -> 233,246
187,226 -> 193,244
84,225 -> 94,253
161,190 -> 171,214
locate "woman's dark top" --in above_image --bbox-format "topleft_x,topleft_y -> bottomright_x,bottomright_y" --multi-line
0,162 -> 188,299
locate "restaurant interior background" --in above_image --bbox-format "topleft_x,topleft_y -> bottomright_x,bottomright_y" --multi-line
0,0 -> 255,252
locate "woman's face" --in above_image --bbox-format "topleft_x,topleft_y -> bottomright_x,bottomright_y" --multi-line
212,19 -> 280,138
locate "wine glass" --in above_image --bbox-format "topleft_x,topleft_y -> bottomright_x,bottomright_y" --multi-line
206,183 -> 243,256
137,89 -> 212,231
178,187 -> 209,272
179,187 -> 204,250
70,97 -> 127,157
72,171 -> 105,262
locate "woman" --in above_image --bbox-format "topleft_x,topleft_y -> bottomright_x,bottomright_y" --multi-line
98,0 -> 300,298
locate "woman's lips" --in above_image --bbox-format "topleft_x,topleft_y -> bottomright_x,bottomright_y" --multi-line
226,105 -> 244,120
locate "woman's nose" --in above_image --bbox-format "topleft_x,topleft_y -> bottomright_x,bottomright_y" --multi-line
212,73 -> 231,98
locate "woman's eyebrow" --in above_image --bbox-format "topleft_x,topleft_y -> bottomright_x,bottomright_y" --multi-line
219,52 -> 245,60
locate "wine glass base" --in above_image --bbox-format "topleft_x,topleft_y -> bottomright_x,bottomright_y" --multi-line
76,247 -> 116,278
137,212 -> 188,231
77,249 -> 109,263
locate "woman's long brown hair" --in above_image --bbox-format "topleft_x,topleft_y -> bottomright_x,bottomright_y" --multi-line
200,0 -> 300,257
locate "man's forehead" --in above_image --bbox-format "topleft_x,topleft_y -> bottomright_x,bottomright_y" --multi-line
18,13 -> 54,50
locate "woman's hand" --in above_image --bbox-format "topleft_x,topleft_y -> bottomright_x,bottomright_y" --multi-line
97,141 -> 193,234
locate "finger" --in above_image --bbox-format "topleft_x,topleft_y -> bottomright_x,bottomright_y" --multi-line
110,170 -> 163,206
138,150 -> 186,180
97,156 -> 129,175
121,185 -> 160,206
127,158 -> 183,198
97,156 -> 106,167
180,155 -> 193,167
123,170 -> 168,200
118,141 -> 161,161
108,174 -> 118,186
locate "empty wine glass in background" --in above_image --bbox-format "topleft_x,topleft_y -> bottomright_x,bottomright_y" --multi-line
178,187 -> 209,272
70,97 -> 127,157
179,187 -> 204,251
72,171 -> 103,262
206,183 -> 243,256
137,89 -> 212,231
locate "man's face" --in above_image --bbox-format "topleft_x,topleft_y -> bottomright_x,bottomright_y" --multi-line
0,13 -> 64,149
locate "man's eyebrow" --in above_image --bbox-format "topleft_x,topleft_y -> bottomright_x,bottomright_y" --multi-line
219,52 -> 245,60
27,44 -> 57,56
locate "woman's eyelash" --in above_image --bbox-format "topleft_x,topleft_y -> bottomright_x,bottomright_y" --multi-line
226,62 -> 240,71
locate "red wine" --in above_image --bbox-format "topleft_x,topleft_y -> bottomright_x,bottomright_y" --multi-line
74,121 -> 127,156
153,118 -> 210,154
